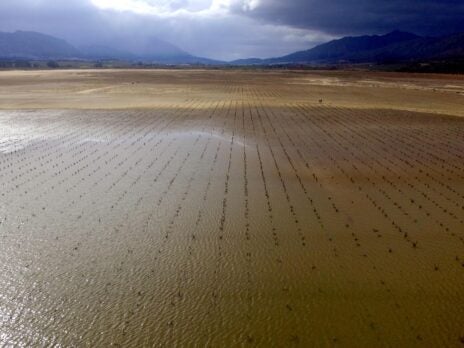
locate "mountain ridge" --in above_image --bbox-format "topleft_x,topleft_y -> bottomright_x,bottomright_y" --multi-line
1,30 -> 463,67
0,30 -> 221,64
231,31 -> 464,65
0,30 -> 80,59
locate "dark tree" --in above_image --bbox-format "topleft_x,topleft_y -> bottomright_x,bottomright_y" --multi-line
47,60 -> 59,69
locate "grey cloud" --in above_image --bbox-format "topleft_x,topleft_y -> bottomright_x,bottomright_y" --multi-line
0,0 -> 327,60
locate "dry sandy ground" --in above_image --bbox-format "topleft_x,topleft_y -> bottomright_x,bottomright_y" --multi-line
0,69 -> 463,347
0,69 -> 463,115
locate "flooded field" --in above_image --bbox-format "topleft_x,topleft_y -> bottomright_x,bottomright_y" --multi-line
1,69 -> 464,346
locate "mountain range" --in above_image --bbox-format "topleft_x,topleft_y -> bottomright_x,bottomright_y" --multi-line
232,30 -> 464,65
0,30 -> 463,66
0,30 -> 219,64
0,31 -> 80,59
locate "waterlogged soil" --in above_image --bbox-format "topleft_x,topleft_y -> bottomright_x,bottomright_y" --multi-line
0,70 -> 464,347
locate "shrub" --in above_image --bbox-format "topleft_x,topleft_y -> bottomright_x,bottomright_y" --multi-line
47,60 -> 59,69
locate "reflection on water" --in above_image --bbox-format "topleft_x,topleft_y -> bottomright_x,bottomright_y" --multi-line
1,106 -> 464,346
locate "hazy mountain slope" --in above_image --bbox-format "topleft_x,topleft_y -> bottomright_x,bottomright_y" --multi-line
79,45 -> 136,60
0,31 -> 80,59
0,30 -> 223,64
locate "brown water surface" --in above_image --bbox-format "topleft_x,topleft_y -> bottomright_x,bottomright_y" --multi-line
0,70 -> 464,346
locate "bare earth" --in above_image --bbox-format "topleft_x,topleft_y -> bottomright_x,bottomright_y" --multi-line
0,69 -> 463,347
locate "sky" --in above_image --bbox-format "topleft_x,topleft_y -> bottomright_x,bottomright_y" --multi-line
1,0 -> 463,61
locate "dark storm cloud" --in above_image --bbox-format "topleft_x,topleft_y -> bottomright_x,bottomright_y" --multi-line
239,0 -> 464,36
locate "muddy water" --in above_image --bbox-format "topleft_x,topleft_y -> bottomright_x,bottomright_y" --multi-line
1,102 -> 464,347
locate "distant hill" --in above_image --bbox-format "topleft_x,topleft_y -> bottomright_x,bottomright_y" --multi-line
0,31 -> 80,59
0,30 -> 222,65
81,36 -> 221,64
79,45 -> 137,61
231,31 -> 464,65
79,42 -> 221,65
